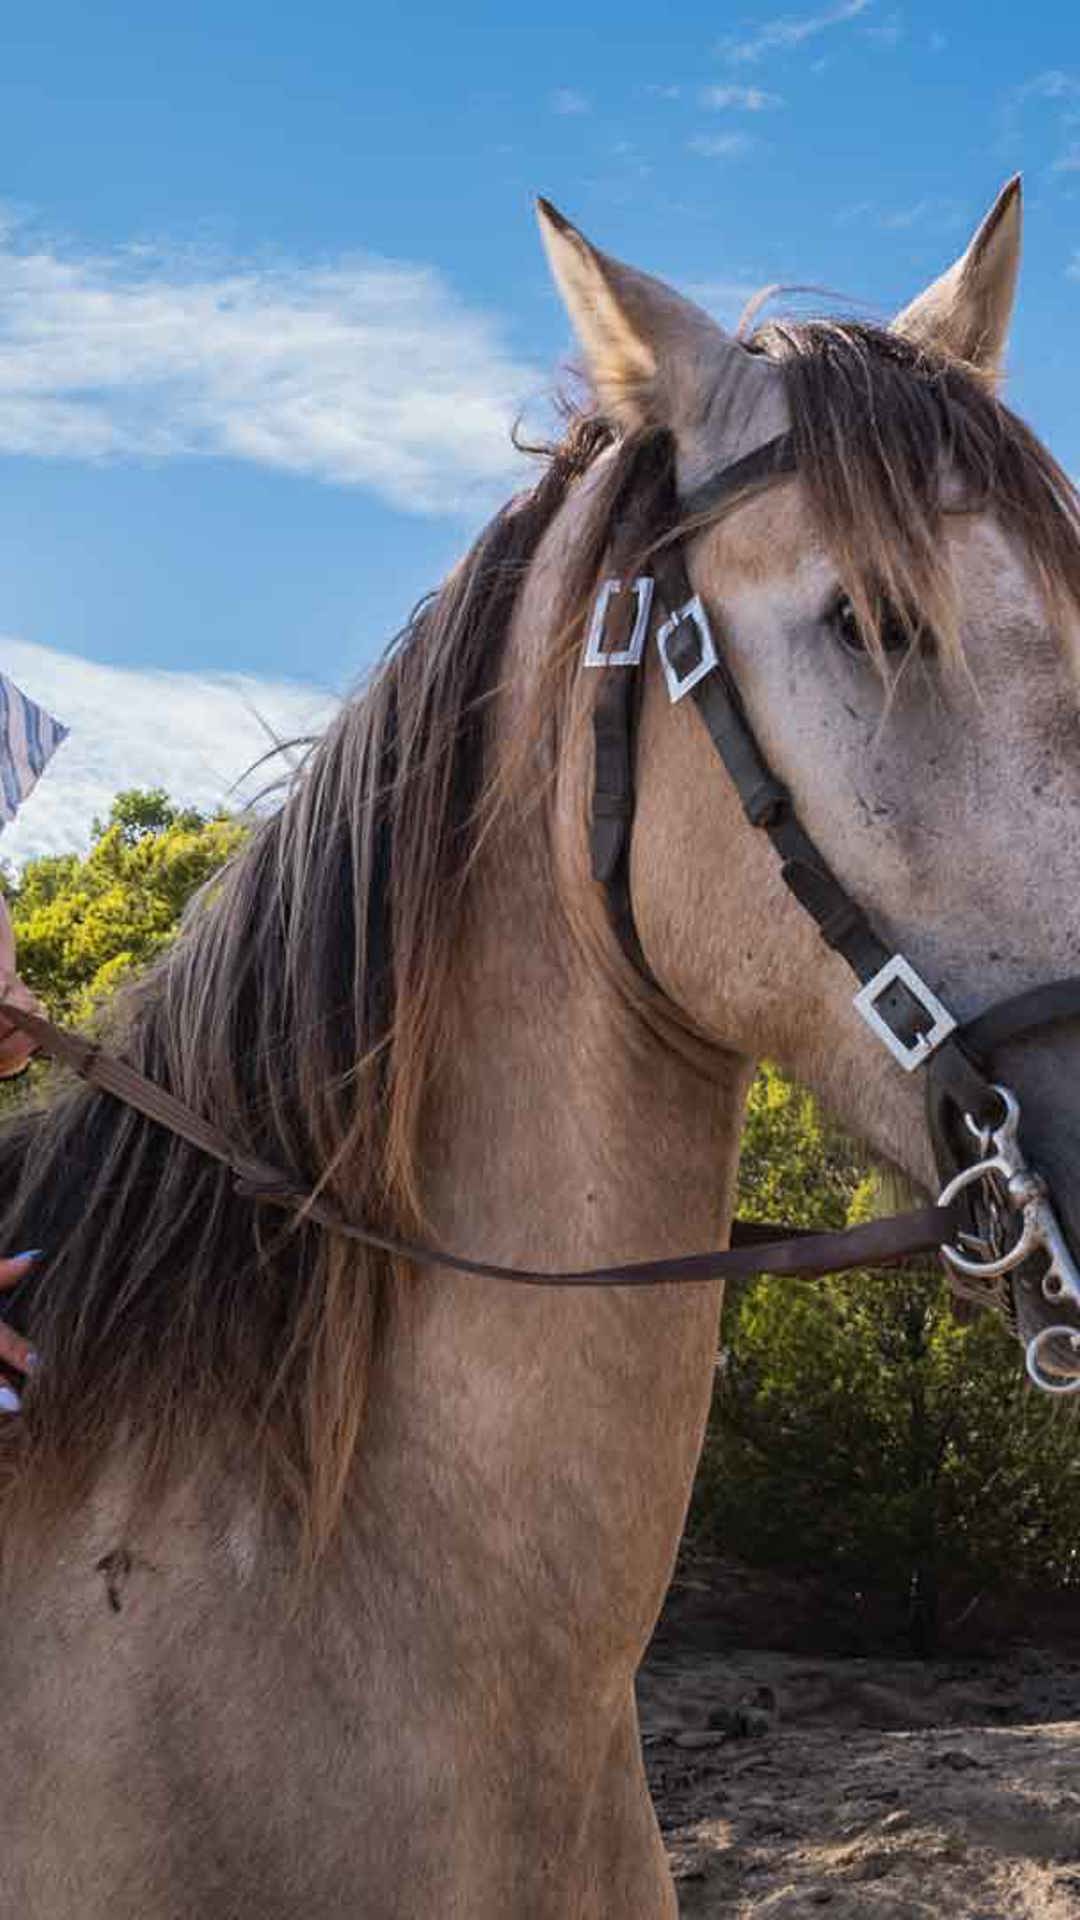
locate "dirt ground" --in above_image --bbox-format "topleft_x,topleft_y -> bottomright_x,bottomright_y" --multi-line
640,1569 -> 1080,1917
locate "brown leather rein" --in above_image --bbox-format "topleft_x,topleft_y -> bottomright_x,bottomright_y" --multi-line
0,996 -> 958,1288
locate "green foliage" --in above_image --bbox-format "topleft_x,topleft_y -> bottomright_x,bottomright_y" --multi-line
693,1065 -> 1080,1649
8,789 -> 247,1024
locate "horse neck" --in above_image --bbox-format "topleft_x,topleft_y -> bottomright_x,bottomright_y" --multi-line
371,560 -> 751,1671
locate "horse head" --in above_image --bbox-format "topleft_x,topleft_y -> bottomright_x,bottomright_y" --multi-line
540,180 -> 1080,1383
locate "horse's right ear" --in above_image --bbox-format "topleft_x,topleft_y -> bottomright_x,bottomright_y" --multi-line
535,198 -> 789,483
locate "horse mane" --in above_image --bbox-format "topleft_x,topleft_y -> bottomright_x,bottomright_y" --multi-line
0,410 -> 622,1561
3,318 -> 1079,1563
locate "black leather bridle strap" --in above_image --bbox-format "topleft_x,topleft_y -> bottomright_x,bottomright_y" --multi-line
927,982 -> 1080,1177
648,538 -> 958,1059
606,438 -> 1043,1075
579,426 -> 1080,1312
590,638 -> 657,984
679,433 -> 799,521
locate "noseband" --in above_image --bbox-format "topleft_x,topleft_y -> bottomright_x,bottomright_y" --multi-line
587,429 -> 1080,1392
3,432 -> 1080,1393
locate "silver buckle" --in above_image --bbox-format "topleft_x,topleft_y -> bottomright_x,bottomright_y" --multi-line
852,954 -> 957,1072
583,577 -> 654,669
656,594 -> 718,704
936,1084 -> 1080,1396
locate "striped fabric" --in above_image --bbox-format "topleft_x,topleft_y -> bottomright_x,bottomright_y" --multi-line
0,672 -> 68,827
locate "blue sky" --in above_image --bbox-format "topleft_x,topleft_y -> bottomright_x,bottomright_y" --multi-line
1,0 -> 1079,851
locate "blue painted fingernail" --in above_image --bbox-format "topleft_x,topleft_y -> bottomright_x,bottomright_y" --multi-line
13,1249 -> 42,1261
0,1384 -> 22,1413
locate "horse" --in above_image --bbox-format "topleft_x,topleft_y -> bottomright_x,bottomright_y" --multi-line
3,174 -> 1080,1918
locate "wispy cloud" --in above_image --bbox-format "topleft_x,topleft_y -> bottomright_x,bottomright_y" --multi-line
687,132 -> 755,159
719,0 -> 870,65
1017,69 -> 1080,103
1006,70 -> 1080,181
550,88 -> 590,115
0,216 -> 540,516
838,194 -> 964,233
864,10 -> 903,48
700,84 -> 783,110
0,637 -> 337,865
882,196 -> 964,231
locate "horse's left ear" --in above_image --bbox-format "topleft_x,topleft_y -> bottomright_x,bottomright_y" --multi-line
892,177 -> 1022,384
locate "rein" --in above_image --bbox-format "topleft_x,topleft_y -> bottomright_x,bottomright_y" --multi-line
0,996 -> 956,1287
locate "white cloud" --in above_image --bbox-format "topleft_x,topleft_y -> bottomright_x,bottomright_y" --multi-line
0,219 -> 541,516
550,88 -> 590,115
0,637 -> 338,865
688,132 -> 754,159
700,85 -> 783,110
719,0 -> 870,64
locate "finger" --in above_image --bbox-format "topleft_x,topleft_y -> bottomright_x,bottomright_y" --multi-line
0,1250 -> 41,1293
0,1317 -> 32,1376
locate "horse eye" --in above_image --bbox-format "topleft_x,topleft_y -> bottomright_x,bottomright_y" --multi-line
830,594 -> 921,660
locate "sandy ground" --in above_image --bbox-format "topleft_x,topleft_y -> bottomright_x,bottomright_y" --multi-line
641,1610 -> 1080,1915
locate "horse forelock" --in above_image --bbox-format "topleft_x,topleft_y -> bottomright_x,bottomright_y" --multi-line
746,318 -> 1080,673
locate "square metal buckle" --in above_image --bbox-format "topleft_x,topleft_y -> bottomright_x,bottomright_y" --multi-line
853,954 -> 957,1072
583,577 -> 654,669
656,594 -> 718,704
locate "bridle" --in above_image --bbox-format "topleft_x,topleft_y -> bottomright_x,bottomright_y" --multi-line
588,427 -> 1080,1392
3,430 -> 1080,1392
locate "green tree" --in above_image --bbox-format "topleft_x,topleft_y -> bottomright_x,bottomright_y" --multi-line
692,1067 -> 1080,1651
8,789 -> 248,1024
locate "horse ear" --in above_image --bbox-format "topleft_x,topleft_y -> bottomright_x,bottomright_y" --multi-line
535,198 -> 788,476
892,178 -> 1022,383
536,198 -> 660,426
